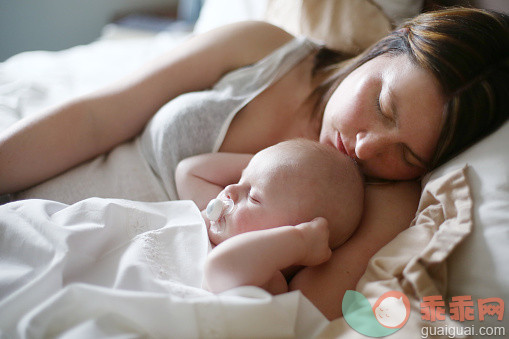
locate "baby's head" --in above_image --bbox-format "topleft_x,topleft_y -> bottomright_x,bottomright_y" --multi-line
208,139 -> 364,248
270,139 -> 364,249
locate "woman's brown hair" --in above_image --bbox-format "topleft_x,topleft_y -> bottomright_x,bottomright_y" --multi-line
313,7 -> 509,173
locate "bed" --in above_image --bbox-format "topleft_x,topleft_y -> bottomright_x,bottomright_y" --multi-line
1,0 -> 508,338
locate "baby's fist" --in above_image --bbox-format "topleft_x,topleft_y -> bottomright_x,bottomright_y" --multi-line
295,217 -> 331,266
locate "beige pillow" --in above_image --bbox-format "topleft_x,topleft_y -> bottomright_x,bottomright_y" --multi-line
265,0 -> 392,54
425,121 -> 509,332
318,166 -> 473,338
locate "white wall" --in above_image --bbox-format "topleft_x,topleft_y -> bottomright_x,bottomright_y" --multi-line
0,0 -> 178,62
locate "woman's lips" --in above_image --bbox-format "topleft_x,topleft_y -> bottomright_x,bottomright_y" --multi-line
335,131 -> 348,155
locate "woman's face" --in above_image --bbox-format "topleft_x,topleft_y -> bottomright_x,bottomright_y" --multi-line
319,54 -> 445,180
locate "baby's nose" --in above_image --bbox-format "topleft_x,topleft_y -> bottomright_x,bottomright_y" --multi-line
223,185 -> 238,202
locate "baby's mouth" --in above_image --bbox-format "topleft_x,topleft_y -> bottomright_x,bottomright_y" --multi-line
206,197 -> 234,220
206,196 -> 235,236
209,217 -> 226,234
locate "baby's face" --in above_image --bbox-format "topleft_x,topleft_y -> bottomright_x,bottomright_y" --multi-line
207,148 -> 310,245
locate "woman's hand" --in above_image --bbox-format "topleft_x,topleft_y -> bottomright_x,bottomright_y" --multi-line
295,217 -> 332,267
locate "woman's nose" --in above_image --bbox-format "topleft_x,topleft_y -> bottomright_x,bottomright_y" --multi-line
355,131 -> 392,160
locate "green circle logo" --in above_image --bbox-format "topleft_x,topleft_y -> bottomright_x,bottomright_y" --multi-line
342,290 -> 411,337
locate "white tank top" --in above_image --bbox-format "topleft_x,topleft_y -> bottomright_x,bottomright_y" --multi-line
140,36 -> 321,200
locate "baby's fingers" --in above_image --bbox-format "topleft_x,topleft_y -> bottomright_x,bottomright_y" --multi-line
296,217 -> 331,266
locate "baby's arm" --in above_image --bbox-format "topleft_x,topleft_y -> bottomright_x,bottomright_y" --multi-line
204,217 -> 331,294
175,152 -> 253,210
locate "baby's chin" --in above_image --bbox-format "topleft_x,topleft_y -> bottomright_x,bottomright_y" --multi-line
206,220 -> 232,246
207,227 -> 221,246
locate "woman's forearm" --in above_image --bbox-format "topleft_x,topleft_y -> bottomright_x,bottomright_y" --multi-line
288,182 -> 420,320
0,98 -> 112,194
0,89 -> 159,194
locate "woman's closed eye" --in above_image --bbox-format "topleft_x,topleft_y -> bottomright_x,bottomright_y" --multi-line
401,144 -> 428,170
375,95 -> 395,125
400,145 -> 419,168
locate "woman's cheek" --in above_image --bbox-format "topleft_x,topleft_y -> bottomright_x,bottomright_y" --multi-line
327,91 -> 359,131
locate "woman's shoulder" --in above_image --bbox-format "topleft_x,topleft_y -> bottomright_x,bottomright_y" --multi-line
228,20 -> 293,40
363,180 -> 421,229
365,180 -> 421,209
205,21 -> 296,66
353,180 -> 421,257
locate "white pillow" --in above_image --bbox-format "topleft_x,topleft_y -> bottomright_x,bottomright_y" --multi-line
264,0 -> 392,54
423,121 -> 509,328
193,0 -> 425,35
193,0 -> 268,34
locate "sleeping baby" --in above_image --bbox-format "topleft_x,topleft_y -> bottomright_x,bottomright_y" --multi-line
0,138 -> 364,332
176,139 -> 364,294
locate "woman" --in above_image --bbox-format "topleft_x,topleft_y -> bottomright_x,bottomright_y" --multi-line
0,8 -> 507,319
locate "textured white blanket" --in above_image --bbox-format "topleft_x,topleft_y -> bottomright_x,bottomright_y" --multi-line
0,198 -> 328,338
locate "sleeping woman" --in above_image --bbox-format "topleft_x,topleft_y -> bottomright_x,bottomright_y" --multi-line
0,8 -> 507,320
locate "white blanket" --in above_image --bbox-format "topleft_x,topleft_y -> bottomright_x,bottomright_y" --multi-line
0,198 -> 328,338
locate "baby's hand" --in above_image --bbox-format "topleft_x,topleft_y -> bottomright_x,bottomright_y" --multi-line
295,217 -> 331,267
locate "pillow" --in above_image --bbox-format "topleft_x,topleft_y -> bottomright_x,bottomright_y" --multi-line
194,0 -> 424,55
264,0 -> 393,54
193,0 -> 269,34
423,121 -> 509,330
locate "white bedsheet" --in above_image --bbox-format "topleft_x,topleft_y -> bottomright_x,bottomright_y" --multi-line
0,31 -> 189,133
0,198 -> 328,338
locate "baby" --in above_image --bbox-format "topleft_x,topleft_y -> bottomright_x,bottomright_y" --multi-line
176,139 -> 364,294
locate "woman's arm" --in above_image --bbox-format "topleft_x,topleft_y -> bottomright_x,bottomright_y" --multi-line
288,181 -> 421,320
175,152 -> 253,210
204,217 -> 331,294
0,21 -> 294,194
